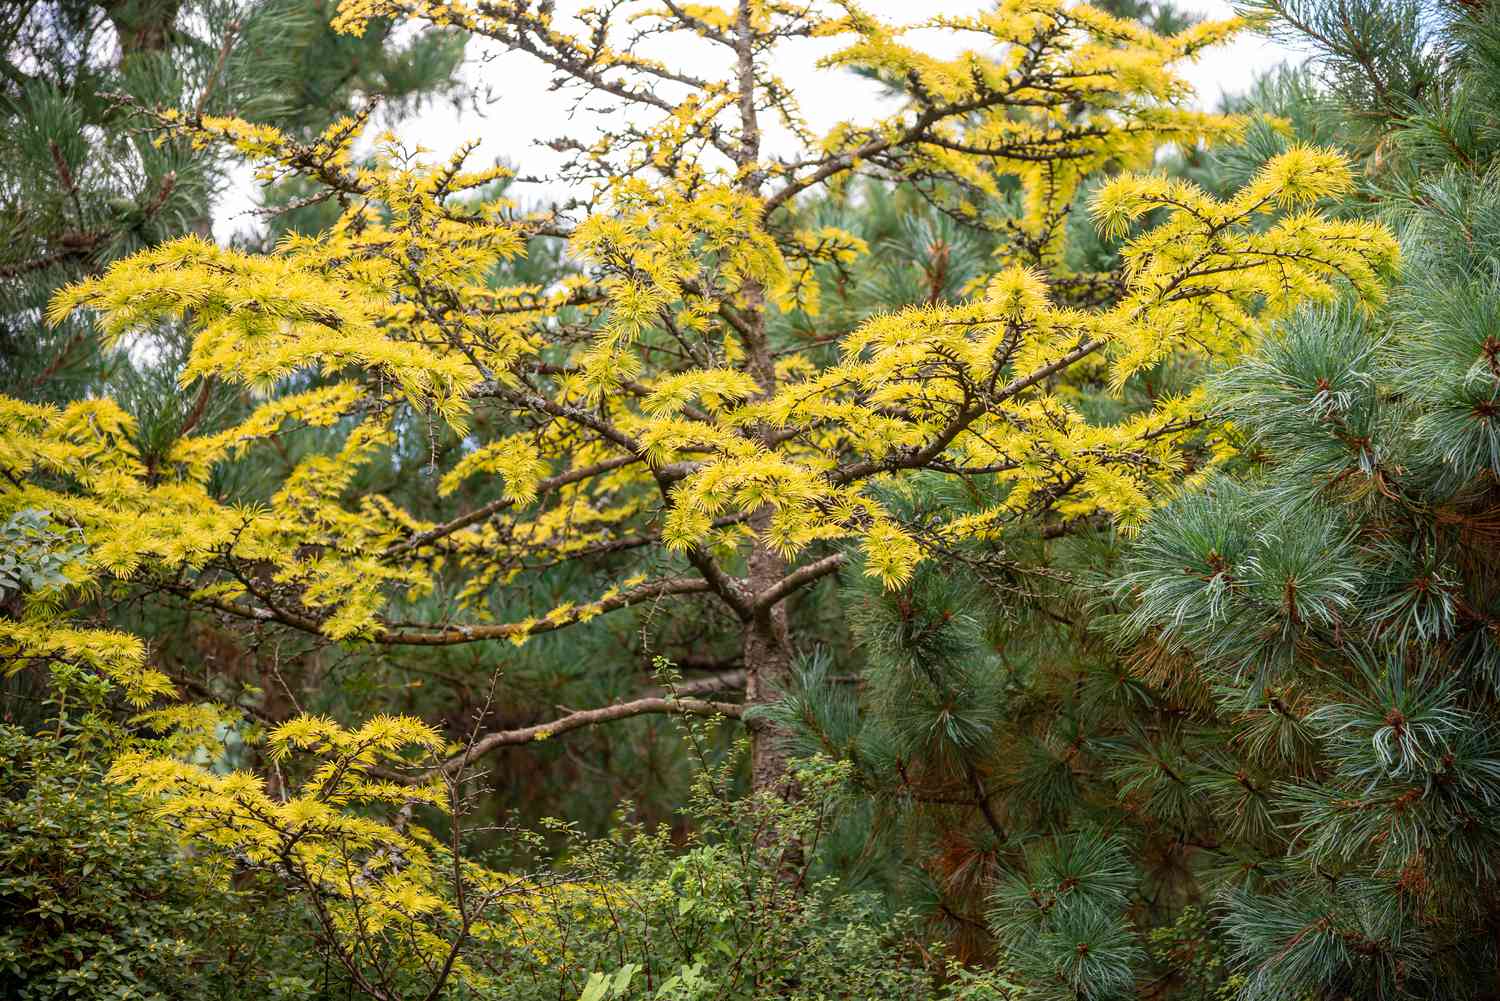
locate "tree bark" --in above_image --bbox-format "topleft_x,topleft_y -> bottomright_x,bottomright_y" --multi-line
101,0 -> 183,56
743,526 -> 797,797
727,0 -> 799,798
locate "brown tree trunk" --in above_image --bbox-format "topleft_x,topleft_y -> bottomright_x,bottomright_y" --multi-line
729,0 -> 798,800
101,0 -> 183,56
743,531 -> 796,797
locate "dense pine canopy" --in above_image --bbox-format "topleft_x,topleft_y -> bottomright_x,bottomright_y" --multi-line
4,1 -> 1500,999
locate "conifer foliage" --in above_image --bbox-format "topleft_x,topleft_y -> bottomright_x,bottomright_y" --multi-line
6,0 -> 1393,781
0,1 -> 1416,997
1,0 -> 466,401
1113,2 -> 1500,997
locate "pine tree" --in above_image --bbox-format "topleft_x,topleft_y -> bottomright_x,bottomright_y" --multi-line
769,3 -> 1500,995
1108,2 -> 1500,998
0,0 -> 467,402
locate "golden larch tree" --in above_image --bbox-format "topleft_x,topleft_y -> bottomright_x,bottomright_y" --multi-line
5,0 -> 1397,802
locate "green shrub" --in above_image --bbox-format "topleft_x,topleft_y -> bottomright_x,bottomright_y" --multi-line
0,725 -> 299,1000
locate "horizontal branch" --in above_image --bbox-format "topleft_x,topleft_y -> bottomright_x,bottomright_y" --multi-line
437,695 -> 742,776
646,668 -> 747,697
180,575 -> 713,646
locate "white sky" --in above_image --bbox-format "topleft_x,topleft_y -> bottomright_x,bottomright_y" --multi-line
213,1 -> 1306,241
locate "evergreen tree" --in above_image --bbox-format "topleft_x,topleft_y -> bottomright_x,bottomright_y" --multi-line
0,0 -> 467,402
773,2 -> 1500,996
1116,2 -> 1500,998
4,0 -> 1394,802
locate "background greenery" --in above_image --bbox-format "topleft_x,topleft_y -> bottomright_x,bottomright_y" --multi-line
8,0 -> 1500,998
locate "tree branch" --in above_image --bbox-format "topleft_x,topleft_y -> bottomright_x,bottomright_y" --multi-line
388,454 -> 641,555
753,552 -> 845,612
178,575 -> 713,646
433,695 -> 742,776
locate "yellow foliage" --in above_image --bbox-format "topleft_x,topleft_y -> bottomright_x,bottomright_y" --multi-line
107,712 -> 532,986
0,4 -> 1404,984
0,618 -> 170,706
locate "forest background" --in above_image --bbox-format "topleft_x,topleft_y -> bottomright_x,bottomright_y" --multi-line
5,1 -> 1500,1000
